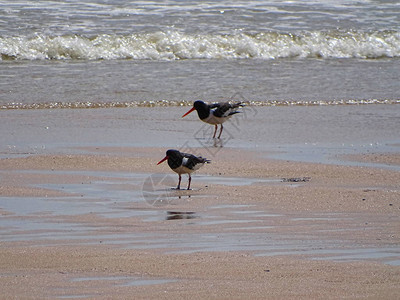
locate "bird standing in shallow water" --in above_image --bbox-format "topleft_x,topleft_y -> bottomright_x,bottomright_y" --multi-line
157,149 -> 210,190
182,100 -> 244,139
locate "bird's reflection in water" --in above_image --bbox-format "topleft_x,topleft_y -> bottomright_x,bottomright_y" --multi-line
213,138 -> 224,148
144,187 -> 192,207
166,211 -> 197,220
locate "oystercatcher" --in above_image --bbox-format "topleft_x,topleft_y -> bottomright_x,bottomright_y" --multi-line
157,149 -> 210,190
182,100 -> 244,139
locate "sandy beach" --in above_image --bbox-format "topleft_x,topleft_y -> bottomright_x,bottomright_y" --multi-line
1,139 -> 400,299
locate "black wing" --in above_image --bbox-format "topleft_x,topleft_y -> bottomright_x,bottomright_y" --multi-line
181,153 -> 211,169
212,102 -> 243,118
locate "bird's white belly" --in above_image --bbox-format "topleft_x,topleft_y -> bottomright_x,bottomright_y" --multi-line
172,165 -> 194,175
202,114 -> 230,125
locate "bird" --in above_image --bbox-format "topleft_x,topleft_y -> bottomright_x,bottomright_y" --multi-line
157,149 -> 210,190
182,100 -> 244,139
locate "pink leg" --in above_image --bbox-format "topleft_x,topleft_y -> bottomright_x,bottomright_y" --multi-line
187,174 -> 192,190
218,124 -> 223,139
176,174 -> 181,190
212,124 -> 217,139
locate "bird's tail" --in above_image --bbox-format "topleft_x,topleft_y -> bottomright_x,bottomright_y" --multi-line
233,102 -> 245,108
203,158 -> 211,164
229,111 -> 241,116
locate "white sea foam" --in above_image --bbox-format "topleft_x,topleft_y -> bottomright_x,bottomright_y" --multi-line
1,30 -> 399,61
2,99 -> 399,110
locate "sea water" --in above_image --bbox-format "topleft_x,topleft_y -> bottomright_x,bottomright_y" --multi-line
0,0 -> 399,106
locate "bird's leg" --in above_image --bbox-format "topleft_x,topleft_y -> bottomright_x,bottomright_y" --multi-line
218,124 -> 223,139
212,124 -> 217,139
176,174 -> 181,190
187,174 -> 192,190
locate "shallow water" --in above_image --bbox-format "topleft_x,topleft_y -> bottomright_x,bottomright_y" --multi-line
1,105 -> 399,167
71,276 -> 177,287
1,59 -> 399,106
1,169 -> 398,266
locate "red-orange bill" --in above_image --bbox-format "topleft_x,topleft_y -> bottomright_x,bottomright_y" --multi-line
182,107 -> 196,118
157,156 -> 168,165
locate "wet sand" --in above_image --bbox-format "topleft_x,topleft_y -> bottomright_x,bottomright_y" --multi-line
1,146 -> 400,299
1,105 -> 400,298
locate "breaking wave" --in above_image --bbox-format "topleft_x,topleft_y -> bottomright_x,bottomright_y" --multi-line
1,30 -> 399,61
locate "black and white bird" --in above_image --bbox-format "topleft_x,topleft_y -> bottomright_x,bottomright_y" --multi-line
157,149 -> 210,190
182,100 -> 244,139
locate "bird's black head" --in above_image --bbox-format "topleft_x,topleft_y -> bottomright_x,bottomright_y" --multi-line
193,100 -> 207,110
193,100 -> 210,120
165,149 -> 180,158
165,149 -> 183,169
157,149 -> 181,166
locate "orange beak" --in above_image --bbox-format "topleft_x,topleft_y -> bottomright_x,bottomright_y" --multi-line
182,107 -> 196,118
157,156 -> 169,165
